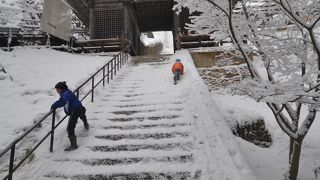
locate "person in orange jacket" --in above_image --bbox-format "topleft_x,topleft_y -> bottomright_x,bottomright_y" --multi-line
172,59 -> 184,84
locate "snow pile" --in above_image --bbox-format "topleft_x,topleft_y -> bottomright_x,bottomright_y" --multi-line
0,47 -> 112,149
140,32 -> 174,55
140,34 -> 161,47
153,31 -> 174,54
212,94 -> 264,127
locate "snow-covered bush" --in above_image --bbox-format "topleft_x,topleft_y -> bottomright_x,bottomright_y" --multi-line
232,118 -> 272,148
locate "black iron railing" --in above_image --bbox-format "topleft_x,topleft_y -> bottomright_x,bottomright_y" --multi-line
0,44 -> 131,180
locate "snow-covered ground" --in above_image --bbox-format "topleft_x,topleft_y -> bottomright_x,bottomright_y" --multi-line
0,50 -> 257,180
1,44 -> 319,179
210,87 -> 320,180
193,44 -> 320,179
0,48 -> 112,150
211,90 -> 320,180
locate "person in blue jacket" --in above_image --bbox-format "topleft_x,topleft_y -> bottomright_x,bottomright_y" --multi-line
51,81 -> 89,151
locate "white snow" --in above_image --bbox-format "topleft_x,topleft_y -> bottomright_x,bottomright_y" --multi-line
153,31 -> 174,55
211,91 -> 320,180
0,47 -> 112,150
2,37 -> 319,179
4,50 -> 256,180
140,31 -> 174,55
140,33 -> 161,47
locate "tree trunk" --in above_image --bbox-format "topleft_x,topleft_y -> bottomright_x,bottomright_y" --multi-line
287,140 -> 302,180
289,138 -> 294,161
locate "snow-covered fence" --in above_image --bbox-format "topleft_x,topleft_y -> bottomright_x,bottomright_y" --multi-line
0,44 -> 132,180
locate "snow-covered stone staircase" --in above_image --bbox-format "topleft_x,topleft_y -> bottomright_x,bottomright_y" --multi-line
15,52 -> 256,180
16,56 -> 198,180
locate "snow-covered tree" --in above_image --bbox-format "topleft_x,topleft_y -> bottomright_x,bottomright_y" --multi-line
175,0 -> 320,179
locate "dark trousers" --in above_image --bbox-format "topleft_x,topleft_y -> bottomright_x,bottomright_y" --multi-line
67,106 -> 87,137
174,70 -> 181,82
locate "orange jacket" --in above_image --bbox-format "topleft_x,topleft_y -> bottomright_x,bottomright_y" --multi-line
172,62 -> 184,74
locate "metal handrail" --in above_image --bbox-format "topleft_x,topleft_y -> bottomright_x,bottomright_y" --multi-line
0,44 -> 132,180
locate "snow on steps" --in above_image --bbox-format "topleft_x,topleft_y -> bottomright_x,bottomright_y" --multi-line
15,51 -> 256,180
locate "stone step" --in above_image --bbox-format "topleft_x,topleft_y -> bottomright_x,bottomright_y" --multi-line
108,115 -> 181,122
112,110 -> 156,115
95,132 -> 189,141
103,122 -> 189,130
46,171 -> 193,180
91,142 -> 193,152
110,109 -> 183,116
55,154 -> 193,166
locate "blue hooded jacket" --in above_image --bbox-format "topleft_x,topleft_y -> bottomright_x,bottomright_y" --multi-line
51,89 -> 82,115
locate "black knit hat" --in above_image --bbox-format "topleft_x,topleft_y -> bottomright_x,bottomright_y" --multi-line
55,81 -> 68,90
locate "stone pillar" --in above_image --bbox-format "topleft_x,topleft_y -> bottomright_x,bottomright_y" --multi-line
89,8 -> 95,39
173,10 -> 181,51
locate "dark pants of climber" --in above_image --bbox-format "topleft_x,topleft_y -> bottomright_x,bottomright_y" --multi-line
67,106 -> 87,137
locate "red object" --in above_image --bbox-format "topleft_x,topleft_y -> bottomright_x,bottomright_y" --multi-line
172,62 -> 184,74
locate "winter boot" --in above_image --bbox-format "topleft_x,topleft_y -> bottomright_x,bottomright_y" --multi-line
84,122 -> 89,130
81,116 -> 89,130
64,135 -> 78,151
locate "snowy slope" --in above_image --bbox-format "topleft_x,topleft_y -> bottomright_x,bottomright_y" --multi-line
211,92 -> 320,180
0,48 -> 112,150
11,50 -> 255,180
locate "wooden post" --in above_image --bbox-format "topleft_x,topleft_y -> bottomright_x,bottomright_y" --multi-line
120,33 -> 125,50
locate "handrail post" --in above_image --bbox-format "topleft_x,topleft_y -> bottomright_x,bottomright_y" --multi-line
107,63 -> 110,83
50,110 -> 56,153
76,90 -> 79,99
103,66 -> 106,87
121,52 -> 124,66
122,53 -> 124,66
117,56 -> 120,71
8,144 -> 15,180
123,53 -> 125,65
125,53 -> 128,63
91,76 -> 94,102
111,61 -> 113,80
114,58 -> 117,75
119,53 -> 122,69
